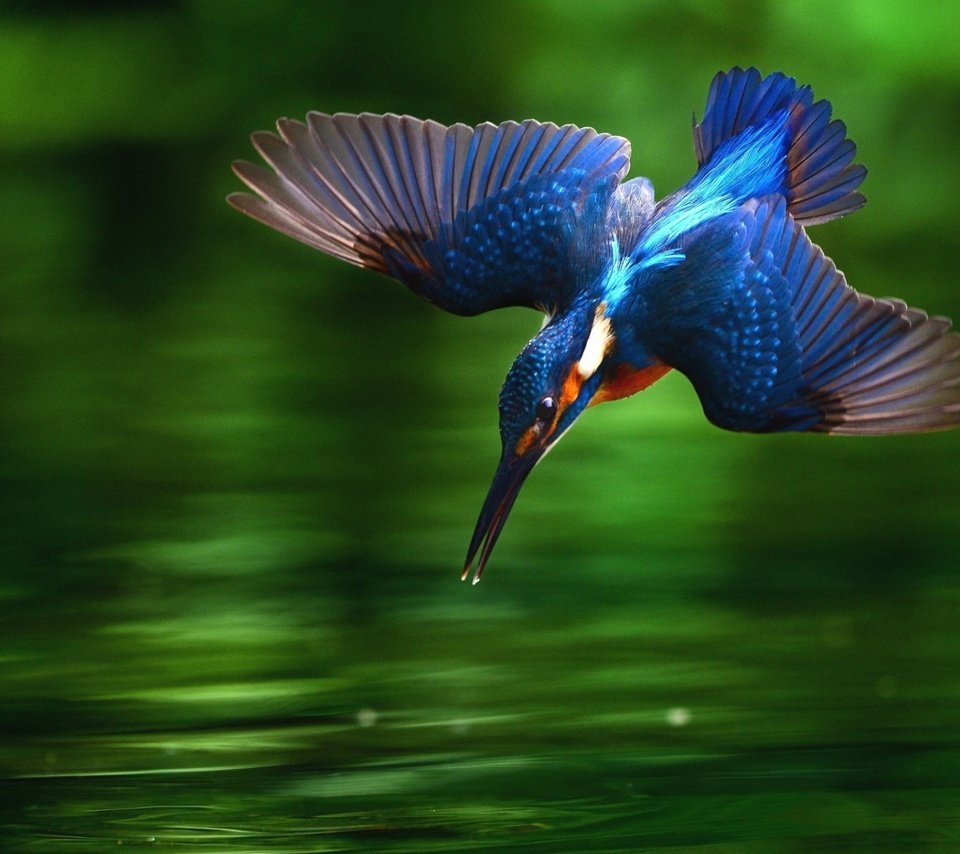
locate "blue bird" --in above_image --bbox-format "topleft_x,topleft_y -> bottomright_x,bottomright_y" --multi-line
229,68 -> 960,582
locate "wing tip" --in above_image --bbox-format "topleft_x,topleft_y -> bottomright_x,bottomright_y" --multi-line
225,189 -> 253,211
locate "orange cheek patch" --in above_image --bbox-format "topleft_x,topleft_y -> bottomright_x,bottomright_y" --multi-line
591,363 -> 672,405
514,424 -> 541,456
560,364 -> 584,409
514,364 -> 586,456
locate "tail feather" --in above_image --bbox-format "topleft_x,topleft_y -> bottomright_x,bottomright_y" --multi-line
694,68 -> 866,225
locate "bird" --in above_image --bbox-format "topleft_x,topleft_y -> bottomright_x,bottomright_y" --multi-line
228,67 -> 960,583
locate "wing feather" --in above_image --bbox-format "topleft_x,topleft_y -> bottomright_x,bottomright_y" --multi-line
646,196 -> 960,434
230,114 -> 630,314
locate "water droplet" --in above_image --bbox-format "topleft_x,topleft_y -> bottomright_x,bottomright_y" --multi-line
356,707 -> 378,727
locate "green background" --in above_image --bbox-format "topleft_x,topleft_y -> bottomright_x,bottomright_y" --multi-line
3,1 -> 960,850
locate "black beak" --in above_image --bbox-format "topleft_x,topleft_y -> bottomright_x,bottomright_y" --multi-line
462,450 -> 540,584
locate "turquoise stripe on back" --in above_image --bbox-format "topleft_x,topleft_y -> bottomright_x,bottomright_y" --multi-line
633,112 -> 790,262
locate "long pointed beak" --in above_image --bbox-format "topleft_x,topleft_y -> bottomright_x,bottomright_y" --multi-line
462,450 -> 540,584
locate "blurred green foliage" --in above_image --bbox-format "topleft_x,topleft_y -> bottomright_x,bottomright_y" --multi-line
2,2 -> 959,850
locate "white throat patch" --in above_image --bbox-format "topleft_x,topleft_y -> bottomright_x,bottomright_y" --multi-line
577,306 -> 614,379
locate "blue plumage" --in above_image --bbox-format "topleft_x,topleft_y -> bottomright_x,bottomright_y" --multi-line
639,207 -> 807,432
399,171 -> 586,314
230,68 -> 960,581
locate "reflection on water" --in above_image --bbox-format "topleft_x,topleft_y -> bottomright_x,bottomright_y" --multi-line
4,3 -> 960,851
5,499 -> 960,850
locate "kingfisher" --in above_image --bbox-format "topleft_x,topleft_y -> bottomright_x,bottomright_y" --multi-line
229,68 -> 960,583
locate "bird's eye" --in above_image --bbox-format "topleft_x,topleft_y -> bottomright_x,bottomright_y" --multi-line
535,396 -> 557,423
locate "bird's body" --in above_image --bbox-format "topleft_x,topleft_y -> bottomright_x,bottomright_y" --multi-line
230,69 -> 960,581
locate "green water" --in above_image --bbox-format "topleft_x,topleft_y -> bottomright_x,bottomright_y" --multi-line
3,3 -> 960,850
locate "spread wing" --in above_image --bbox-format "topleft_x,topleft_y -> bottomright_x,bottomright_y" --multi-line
229,114 -> 630,316
647,196 -> 960,434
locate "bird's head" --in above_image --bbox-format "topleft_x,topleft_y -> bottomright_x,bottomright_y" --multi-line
463,303 -> 615,582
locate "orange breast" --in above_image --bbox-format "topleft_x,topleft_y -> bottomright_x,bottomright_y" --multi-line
591,363 -> 672,405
